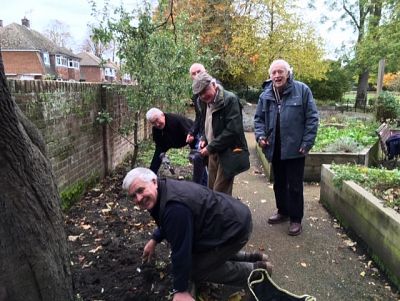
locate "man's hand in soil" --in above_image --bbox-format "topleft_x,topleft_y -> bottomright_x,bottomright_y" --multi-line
173,291 -> 194,301
142,239 -> 157,263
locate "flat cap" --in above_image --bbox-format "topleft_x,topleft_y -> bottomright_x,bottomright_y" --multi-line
192,72 -> 213,94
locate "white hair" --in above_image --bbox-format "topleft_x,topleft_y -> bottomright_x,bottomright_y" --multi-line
146,108 -> 163,121
268,59 -> 292,76
189,63 -> 205,74
122,167 -> 157,191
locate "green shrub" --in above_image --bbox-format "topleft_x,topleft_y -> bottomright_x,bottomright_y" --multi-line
325,137 -> 364,153
313,120 -> 377,152
331,164 -> 400,210
236,87 -> 263,104
307,60 -> 353,102
375,91 -> 400,122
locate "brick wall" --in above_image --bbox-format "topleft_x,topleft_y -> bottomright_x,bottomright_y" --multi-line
8,79 -> 148,190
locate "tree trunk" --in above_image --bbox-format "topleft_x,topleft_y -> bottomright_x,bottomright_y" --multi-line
355,69 -> 369,110
0,52 -> 73,300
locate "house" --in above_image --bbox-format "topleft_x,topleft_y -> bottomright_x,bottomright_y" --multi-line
78,52 -> 134,84
77,51 -> 122,83
77,51 -> 105,82
0,18 -> 80,81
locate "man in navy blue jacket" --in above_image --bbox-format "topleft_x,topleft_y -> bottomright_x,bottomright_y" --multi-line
254,59 -> 319,236
146,108 -> 206,187
122,167 -> 271,301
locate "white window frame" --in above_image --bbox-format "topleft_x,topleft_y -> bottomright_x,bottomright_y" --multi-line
105,67 -> 116,77
43,52 -> 50,66
56,55 -> 68,67
68,59 -> 80,69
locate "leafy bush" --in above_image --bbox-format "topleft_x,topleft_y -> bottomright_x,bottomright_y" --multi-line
375,91 -> 400,122
236,87 -> 263,104
313,120 -> 377,152
307,60 -> 353,102
331,164 -> 400,211
325,137 -> 364,153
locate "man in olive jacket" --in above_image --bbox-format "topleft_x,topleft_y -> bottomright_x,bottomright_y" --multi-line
192,72 -> 250,195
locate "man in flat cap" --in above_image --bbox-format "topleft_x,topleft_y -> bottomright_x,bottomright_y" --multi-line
192,72 -> 250,195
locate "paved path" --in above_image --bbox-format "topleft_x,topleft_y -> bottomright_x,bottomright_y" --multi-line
231,132 -> 399,301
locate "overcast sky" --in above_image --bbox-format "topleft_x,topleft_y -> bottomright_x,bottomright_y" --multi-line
1,0 -> 354,58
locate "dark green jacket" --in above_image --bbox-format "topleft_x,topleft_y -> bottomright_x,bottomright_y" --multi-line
204,86 -> 250,178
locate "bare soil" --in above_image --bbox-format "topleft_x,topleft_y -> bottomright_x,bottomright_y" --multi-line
65,163 -> 190,301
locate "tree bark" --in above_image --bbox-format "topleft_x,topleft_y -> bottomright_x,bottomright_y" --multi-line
355,69 -> 369,110
0,52 -> 73,300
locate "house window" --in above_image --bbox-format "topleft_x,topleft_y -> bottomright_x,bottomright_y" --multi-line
68,59 -> 79,69
43,52 -> 50,66
105,67 -> 116,77
55,55 -> 68,67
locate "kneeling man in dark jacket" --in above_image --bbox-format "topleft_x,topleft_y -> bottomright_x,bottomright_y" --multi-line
122,167 -> 271,301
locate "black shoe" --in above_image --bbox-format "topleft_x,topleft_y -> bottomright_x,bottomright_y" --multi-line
253,261 -> 273,276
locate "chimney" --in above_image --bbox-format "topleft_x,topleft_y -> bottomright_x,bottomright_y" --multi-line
0,20 -> 3,28
21,17 -> 30,28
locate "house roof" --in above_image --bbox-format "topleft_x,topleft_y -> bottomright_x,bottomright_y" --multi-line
77,51 -> 103,67
0,23 -> 78,58
77,52 -> 119,70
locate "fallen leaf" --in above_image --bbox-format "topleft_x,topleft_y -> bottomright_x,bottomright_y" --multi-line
300,262 -> 307,267
88,246 -> 103,253
68,235 -> 80,242
81,224 -> 91,230
260,199 -> 267,203
360,271 -> 366,277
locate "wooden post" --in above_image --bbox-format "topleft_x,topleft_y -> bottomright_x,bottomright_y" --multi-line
376,58 -> 385,95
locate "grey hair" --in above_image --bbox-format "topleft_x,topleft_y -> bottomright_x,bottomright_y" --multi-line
268,59 -> 292,76
146,108 -> 163,121
122,167 -> 157,191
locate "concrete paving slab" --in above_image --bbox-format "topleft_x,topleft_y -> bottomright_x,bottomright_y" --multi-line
230,132 -> 399,301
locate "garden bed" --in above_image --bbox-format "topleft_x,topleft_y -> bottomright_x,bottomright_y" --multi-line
320,164 -> 400,289
256,140 -> 379,182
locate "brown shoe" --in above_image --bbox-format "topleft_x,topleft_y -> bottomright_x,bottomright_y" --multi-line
254,261 -> 273,276
288,222 -> 302,236
267,212 -> 289,224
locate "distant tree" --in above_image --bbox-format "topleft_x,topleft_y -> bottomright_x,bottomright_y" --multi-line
92,1 -> 201,166
323,0 -> 400,109
79,29 -> 116,59
43,19 -> 73,49
0,50 -> 73,301
307,60 -> 353,101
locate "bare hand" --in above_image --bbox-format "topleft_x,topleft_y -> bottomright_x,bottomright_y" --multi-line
200,147 -> 209,157
199,140 -> 206,149
173,291 -> 195,301
186,134 -> 194,144
258,138 -> 269,148
299,147 -> 305,154
142,239 -> 157,263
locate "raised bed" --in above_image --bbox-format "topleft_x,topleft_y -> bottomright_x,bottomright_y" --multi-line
320,164 -> 400,289
256,140 -> 379,182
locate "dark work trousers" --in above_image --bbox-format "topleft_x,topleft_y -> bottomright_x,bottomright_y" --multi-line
190,137 -> 208,186
191,152 -> 208,186
191,224 -> 253,288
271,119 -> 305,223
